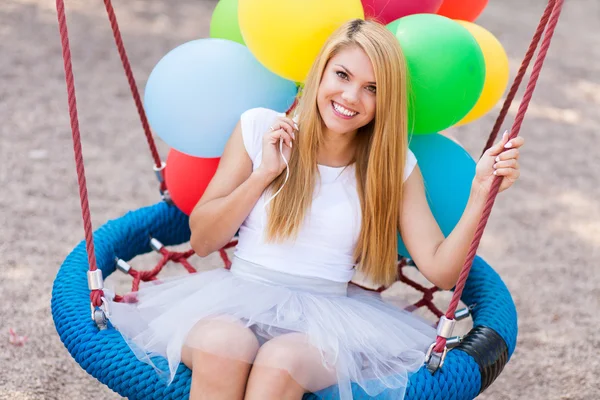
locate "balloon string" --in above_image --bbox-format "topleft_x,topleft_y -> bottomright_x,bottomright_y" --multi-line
263,139 -> 290,209
263,113 -> 297,209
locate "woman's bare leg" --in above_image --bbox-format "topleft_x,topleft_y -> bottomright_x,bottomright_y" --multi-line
244,333 -> 337,400
182,317 -> 260,400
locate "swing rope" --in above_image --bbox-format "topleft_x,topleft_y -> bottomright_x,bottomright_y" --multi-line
55,0 -> 103,308
432,0 -> 565,356
481,0 -> 560,156
102,0 -> 164,187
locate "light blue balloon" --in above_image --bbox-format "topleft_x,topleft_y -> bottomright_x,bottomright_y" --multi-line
144,38 -> 298,157
398,133 -> 476,258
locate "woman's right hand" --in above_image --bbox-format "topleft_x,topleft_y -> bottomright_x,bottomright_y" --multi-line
255,116 -> 297,180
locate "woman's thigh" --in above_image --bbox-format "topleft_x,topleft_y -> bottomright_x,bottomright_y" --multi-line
251,332 -> 338,393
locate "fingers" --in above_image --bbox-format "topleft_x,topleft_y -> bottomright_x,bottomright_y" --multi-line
487,130 -> 510,156
487,131 -> 525,156
505,136 -> 525,149
270,117 -> 298,139
495,148 -> 519,162
279,116 -> 299,131
493,159 -> 518,170
493,167 -> 520,179
269,129 -> 293,148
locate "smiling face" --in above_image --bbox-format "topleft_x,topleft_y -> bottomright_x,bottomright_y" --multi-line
316,45 -> 377,136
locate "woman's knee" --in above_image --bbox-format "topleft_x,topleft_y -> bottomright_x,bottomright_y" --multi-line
254,334 -> 308,374
183,316 -> 260,365
252,333 -> 336,392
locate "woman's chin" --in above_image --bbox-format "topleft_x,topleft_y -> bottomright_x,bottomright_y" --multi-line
323,116 -> 354,135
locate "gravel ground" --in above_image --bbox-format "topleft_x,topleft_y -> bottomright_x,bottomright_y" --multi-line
1,0 -> 598,399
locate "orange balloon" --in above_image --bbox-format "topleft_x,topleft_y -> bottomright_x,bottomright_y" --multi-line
437,0 -> 488,22
165,149 -> 220,215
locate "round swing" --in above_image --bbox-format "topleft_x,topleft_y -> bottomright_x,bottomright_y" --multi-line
51,0 -> 564,399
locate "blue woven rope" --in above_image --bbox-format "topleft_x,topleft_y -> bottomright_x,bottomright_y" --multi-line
51,202 -> 518,399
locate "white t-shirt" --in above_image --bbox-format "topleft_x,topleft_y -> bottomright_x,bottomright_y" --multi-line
233,108 -> 417,283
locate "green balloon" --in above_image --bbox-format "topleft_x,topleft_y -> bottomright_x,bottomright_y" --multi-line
210,0 -> 245,46
387,14 -> 485,134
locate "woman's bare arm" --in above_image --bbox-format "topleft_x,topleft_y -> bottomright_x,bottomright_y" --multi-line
188,121 -> 274,256
399,133 -> 523,290
398,167 -> 487,290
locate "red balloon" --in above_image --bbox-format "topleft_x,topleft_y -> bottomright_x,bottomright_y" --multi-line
436,0 -> 489,22
165,148 -> 220,215
361,0 -> 443,24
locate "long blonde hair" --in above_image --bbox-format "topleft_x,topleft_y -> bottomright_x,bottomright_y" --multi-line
265,19 -> 410,286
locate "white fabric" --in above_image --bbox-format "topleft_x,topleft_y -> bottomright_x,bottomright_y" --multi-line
235,107 -> 417,283
107,256 -> 436,399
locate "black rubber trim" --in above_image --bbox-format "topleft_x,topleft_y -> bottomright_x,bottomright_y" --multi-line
456,325 -> 509,393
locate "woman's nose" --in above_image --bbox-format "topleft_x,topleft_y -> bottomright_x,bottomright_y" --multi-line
341,89 -> 359,104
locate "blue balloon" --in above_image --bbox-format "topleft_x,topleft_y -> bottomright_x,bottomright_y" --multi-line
144,38 -> 298,157
398,133 -> 476,258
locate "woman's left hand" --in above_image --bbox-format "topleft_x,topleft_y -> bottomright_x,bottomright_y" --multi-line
473,130 -> 525,195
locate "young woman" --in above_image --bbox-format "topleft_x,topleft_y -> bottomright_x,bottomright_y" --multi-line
108,18 -> 524,400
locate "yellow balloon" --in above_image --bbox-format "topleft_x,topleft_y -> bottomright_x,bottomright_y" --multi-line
455,21 -> 510,126
238,0 -> 364,83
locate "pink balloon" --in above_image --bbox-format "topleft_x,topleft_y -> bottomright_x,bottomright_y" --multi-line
361,0 -> 444,24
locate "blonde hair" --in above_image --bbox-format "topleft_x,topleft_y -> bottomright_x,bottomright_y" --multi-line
265,19 -> 409,286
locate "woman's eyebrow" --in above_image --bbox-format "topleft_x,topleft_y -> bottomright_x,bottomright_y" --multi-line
334,64 -> 376,85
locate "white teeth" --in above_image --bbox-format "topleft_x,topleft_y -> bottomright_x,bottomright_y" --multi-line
333,102 -> 357,117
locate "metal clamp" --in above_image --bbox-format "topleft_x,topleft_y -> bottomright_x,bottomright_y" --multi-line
437,316 -> 456,338
153,161 -> 166,184
90,296 -> 111,330
115,258 -> 132,274
425,316 -> 461,374
87,270 -> 104,290
93,308 -> 108,330
446,336 -> 462,349
425,342 -> 448,373
455,307 -> 471,321
161,189 -> 173,205
149,237 -> 164,252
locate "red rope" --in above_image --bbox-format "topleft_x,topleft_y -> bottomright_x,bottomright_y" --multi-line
350,259 -> 444,318
397,264 -> 443,318
112,240 -> 238,300
480,0 -> 558,156
433,0 -> 565,353
55,0 -> 103,307
130,248 -> 197,291
102,0 -> 162,170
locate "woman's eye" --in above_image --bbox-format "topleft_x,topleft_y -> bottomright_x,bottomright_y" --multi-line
366,85 -> 377,94
336,71 -> 349,80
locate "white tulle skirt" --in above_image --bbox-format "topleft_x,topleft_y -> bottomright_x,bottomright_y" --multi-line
107,256 -> 436,399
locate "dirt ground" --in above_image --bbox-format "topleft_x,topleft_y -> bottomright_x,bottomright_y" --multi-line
1,0 -> 598,399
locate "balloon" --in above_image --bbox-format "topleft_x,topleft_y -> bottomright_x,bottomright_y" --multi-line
238,0 -> 364,83
361,0 -> 443,25
210,0 -> 245,45
387,14 -> 485,134
398,134 -> 476,258
144,38 -> 297,157
437,0 -> 489,22
165,149 -> 220,215
455,21 -> 510,126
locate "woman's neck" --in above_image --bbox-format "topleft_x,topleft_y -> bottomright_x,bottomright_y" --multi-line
318,128 -> 358,167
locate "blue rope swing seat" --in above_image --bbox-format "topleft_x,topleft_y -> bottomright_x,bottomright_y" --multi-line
51,0 -> 564,398
52,201 -> 517,400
